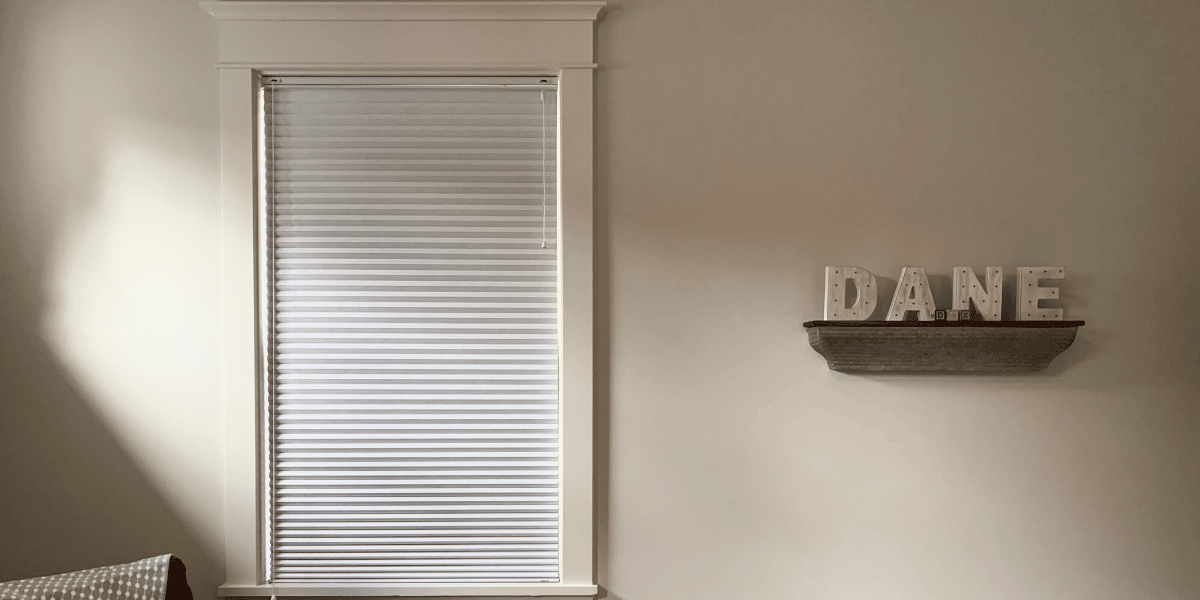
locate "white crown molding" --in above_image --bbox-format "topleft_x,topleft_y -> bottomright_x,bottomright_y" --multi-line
201,1 -> 606,22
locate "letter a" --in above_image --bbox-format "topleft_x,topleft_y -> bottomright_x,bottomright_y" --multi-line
887,267 -> 936,321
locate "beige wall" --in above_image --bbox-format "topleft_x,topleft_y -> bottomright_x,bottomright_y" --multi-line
0,0 -> 223,596
2,0 -> 1198,599
596,0 -> 1200,597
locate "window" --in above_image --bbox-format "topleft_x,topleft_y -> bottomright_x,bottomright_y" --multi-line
205,2 -> 602,597
263,77 -> 561,585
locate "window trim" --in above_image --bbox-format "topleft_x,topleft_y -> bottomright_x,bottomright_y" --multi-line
205,2 -> 601,596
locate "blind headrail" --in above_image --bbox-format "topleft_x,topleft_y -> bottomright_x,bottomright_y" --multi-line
266,76 -> 558,90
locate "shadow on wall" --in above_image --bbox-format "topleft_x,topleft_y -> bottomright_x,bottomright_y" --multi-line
0,0 -> 220,596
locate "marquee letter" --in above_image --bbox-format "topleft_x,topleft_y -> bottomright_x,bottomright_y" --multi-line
824,266 -> 878,320
887,266 -> 936,321
1018,266 -> 1065,320
953,266 -> 1003,321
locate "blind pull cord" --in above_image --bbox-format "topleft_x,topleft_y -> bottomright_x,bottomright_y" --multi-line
540,89 -> 548,249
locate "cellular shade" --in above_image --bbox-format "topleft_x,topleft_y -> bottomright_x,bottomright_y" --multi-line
263,77 -> 560,584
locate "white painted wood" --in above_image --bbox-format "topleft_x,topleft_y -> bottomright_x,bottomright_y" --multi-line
823,266 -> 877,320
219,67 -> 263,587
211,62 -> 599,73
201,1 -> 606,22
952,266 -> 1003,321
556,67 -> 594,589
1018,266 -> 1066,320
213,21 -> 596,69
203,2 -> 601,71
207,1 -> 603,593
886,267 -> 937,321
219,584 -> 598,598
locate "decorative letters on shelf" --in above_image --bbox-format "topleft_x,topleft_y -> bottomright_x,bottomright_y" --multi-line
823,266 -> 1067,321
1018,266 -> 1065,320
887,267 -> 937,321
811,265 -> 1081,373
823,266 -> 877,320
953,266 -> 1002,321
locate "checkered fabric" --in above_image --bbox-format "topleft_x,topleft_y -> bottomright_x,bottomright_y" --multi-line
0,555 -> 176,600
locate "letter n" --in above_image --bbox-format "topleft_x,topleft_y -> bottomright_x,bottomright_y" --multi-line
952,267 -> 1002,321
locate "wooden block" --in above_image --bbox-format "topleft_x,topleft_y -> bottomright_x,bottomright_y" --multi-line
952,266 -> 1003,321
1018,266 -> 1065,320
934,309 -> 971,322
886,266 -> 936,321
824,266 -> 878,320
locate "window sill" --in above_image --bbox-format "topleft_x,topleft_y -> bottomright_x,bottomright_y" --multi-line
218,583 -> 599,598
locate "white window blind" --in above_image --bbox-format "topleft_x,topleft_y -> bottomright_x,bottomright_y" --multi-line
262,77 -> 560,585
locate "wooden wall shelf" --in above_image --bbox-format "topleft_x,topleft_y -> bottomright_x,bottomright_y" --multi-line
803,321 -> 1084,373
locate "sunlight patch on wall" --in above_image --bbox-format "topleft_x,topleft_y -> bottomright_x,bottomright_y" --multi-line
42,116 -> 222,555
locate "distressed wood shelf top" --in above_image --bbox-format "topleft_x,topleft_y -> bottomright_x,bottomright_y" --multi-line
802,321 -> 1085,373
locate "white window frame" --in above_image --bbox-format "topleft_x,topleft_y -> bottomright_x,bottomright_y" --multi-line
203,2 -> 601,597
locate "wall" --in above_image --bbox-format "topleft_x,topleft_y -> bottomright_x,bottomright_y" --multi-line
1,0 -> 1198,600
0,0 -> 223,596
595,0 -> 1200,598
